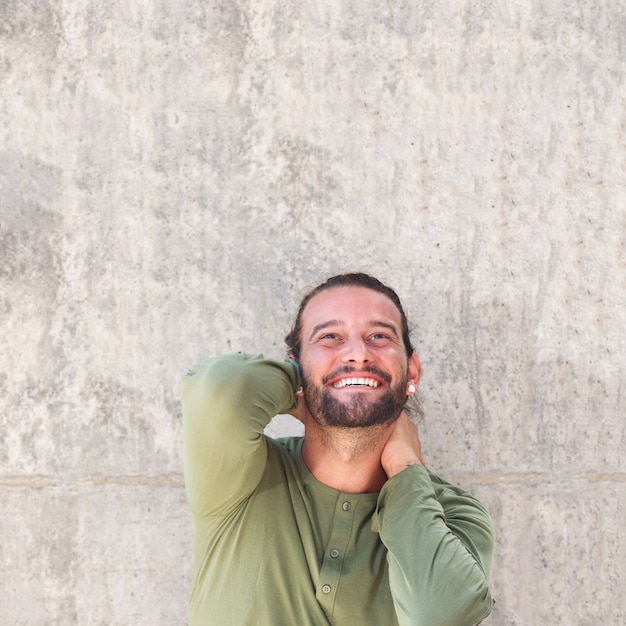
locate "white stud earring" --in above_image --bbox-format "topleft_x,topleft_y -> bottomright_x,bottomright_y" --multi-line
407,383 -> 416,394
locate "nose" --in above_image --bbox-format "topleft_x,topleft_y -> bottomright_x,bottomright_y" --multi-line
341,335 -> 373,364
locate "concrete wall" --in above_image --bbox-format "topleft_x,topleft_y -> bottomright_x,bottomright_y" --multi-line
1,1 -> 624,624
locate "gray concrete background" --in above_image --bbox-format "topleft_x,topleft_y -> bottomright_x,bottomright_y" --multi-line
1,1 -> 624,624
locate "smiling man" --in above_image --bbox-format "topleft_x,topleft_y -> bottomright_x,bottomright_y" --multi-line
182,273 -> 495,625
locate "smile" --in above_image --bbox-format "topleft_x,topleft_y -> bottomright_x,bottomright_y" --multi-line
333,377 -> 379,389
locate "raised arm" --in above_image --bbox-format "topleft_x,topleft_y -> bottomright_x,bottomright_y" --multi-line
377,414 -> 495,626
181,352 -> 300,515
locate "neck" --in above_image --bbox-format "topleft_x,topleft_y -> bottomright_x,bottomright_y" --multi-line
302,420 -> 392,493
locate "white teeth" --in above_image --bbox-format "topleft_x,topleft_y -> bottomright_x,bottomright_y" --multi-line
333,377 -> 379,388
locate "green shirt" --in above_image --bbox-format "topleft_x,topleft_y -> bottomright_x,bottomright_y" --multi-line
182,353 -> 494,625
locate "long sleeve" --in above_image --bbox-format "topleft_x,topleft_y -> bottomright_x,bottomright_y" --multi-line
375,465 -> 495,626
181,352 -> 300,516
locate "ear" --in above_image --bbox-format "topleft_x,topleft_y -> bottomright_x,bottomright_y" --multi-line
289,353 -> 304,396
407,353 -> 422,391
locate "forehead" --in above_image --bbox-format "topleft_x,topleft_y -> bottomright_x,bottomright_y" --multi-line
301,286 -> 403,331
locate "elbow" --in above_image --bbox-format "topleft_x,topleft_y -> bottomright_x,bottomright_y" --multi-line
182,354 -> 254,423
427,580 -> 494,626
394,569 -> 494,626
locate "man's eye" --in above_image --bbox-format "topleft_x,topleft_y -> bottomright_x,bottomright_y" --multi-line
371,333 -> 390,340
320,333 -> 339,340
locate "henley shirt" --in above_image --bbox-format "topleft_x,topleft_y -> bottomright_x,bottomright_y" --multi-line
182,352 -> 495,625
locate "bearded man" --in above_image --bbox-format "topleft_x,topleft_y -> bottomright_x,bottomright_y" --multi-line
182,273 -> 495,625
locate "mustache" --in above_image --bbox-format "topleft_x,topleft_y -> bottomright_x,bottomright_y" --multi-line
321,365 -> 392,385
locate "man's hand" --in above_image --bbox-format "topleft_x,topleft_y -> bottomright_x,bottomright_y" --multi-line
381,411 -> 425,478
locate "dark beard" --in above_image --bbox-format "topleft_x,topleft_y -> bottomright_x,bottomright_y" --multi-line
301,366 -> 408,429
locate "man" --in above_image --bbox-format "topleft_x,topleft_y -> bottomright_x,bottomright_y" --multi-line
182,273 -> 495,625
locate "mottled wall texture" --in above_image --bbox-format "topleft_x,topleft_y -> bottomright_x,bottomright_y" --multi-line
1,1 -> 624,624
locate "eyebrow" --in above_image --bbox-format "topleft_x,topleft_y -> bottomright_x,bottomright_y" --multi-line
308,320 -> 401,341
309,320 -> 342,341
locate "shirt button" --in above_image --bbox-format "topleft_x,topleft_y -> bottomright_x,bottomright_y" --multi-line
322,584 -> 332,594
342,501 -> 351,511
330,549 -> 340,558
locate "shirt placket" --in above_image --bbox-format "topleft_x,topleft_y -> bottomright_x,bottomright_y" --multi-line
316,495 -> 357,619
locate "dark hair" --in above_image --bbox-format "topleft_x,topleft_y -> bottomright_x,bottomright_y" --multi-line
285,273 -> 415,360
